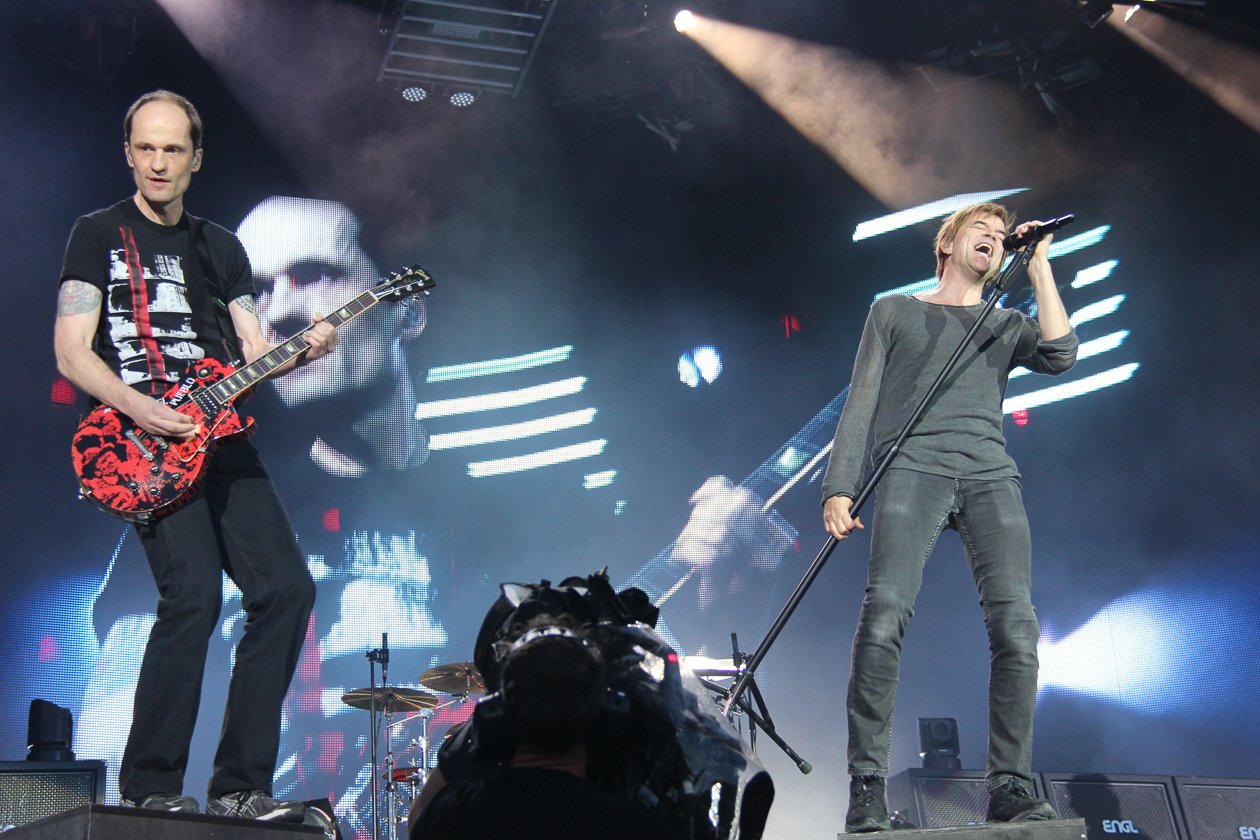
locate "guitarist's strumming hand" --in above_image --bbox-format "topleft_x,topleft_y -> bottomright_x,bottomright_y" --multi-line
129,394 -> 199,439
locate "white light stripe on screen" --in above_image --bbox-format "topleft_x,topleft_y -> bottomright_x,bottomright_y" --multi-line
1003,363 -> 1139,413
1009,330 -> 1130,379
1069,294 -> 1126,328
415,377 -> 587,419
425,346 -> 574,383
468,439 -> 607,478
1072,260 -> 1118,288
763,442 -> 832,511
584,470 -> 618,489
1047,225 -> 1110,258
428,408 -> 598,450
852,188 -> 1029,241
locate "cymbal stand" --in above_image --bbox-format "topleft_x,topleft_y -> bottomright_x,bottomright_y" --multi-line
383,703 -> 399,840
365,634 -> 389,840
388,708 -> 432,790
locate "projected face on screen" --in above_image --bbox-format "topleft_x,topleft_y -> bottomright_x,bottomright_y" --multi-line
236,197 -> 429,476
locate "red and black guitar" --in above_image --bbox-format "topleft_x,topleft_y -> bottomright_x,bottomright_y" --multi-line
71,266 -> 435,522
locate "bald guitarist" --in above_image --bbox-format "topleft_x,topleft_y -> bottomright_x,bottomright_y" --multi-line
54,90 -> 336,821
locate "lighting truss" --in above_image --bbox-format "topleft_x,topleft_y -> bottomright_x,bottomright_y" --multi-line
377,0 -> 558,99
906,5 -> 1105,120
553,59 -> 733,150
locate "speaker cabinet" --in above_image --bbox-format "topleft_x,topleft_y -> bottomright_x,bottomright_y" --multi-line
887,768 -> 1047,829
1173,776 -> 1260,840
0,761 -> 106,830
1040,772 -> 1186,840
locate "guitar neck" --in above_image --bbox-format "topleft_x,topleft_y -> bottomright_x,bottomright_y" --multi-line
207,290 -> 380,404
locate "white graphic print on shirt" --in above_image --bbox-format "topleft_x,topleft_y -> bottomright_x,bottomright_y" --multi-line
106,247 -> 204,386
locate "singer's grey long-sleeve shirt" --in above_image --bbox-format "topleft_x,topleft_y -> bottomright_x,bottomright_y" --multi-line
820,294 -> 1078,502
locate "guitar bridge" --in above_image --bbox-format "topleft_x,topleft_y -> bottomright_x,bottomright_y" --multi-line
124,430 -> 156,461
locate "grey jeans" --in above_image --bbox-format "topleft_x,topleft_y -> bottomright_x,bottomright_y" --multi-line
846,468 -> 1040,787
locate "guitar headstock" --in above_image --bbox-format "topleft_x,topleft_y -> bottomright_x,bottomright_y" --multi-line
373,266 -> 436,302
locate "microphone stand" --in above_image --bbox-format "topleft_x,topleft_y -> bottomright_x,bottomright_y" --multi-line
721,227 -> 1059,726
714,633 -> 812,773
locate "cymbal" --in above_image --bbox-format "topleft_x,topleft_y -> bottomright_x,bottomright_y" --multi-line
341,686 -> 439,712
419,662 -> 485,695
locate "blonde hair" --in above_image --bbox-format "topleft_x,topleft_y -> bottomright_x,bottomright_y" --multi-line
934,202 -> 1014,284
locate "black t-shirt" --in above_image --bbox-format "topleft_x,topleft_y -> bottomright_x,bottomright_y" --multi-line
414,766 -> 685,840
60,198 -> 255,396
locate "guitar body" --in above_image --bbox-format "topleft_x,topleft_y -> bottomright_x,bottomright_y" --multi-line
71,358 -> 255,522
69,265 -> 434,523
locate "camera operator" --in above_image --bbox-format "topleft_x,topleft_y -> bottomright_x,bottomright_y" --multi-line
410,616 -> 682,840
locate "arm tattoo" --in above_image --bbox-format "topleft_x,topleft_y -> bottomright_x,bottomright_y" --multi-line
57,280 -> 103,316
231,294 -> 257,316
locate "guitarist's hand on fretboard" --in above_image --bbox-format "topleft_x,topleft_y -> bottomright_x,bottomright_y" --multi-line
297,311 -> 339,364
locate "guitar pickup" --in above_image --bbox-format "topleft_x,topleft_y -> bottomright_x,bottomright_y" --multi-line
125,430 -> 156,461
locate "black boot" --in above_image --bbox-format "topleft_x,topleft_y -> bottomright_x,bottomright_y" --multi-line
846,775 -> 891,833
986,777 -> 1058,823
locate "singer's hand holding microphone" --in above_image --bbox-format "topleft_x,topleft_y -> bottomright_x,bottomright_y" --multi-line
1003,214 -> 1074,252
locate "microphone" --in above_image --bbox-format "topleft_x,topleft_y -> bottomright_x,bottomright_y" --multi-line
381,632 -> 389,666
1003,214 -> 1074,251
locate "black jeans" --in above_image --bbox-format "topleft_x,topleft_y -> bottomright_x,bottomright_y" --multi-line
847,468 -> 1040,787
119,440 -> 315,801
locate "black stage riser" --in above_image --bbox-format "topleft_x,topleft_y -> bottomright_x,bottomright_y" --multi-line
4,804 -> 323,840
839,819 -> 1087,840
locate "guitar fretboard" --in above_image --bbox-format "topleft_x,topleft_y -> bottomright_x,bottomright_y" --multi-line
207,290 -> 381,404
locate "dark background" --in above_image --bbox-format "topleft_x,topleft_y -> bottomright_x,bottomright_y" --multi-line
2,1 -> 1258,836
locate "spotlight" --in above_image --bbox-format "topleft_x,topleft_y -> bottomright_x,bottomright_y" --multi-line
401,85 -> 427,103
449,91 -> 476,108
1078,0 -> 1114,28
675,10 -> 696,33
917,717 -> 961,770
27,699 -> 75,762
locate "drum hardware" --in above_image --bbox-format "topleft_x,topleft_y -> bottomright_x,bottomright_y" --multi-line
344,656 -> 486,840
419,661 -> 485,696
341,686 -> 439,713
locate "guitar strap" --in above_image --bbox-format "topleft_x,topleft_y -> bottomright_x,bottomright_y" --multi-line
186,214 -> 243,364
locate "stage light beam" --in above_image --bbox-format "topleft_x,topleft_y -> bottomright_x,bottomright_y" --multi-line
1109,9 -> 1260,137
1038,583 -> 1260,726
676,15 -> 1077,208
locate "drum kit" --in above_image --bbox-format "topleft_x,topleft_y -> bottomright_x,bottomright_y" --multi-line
340,661 -> 487,840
